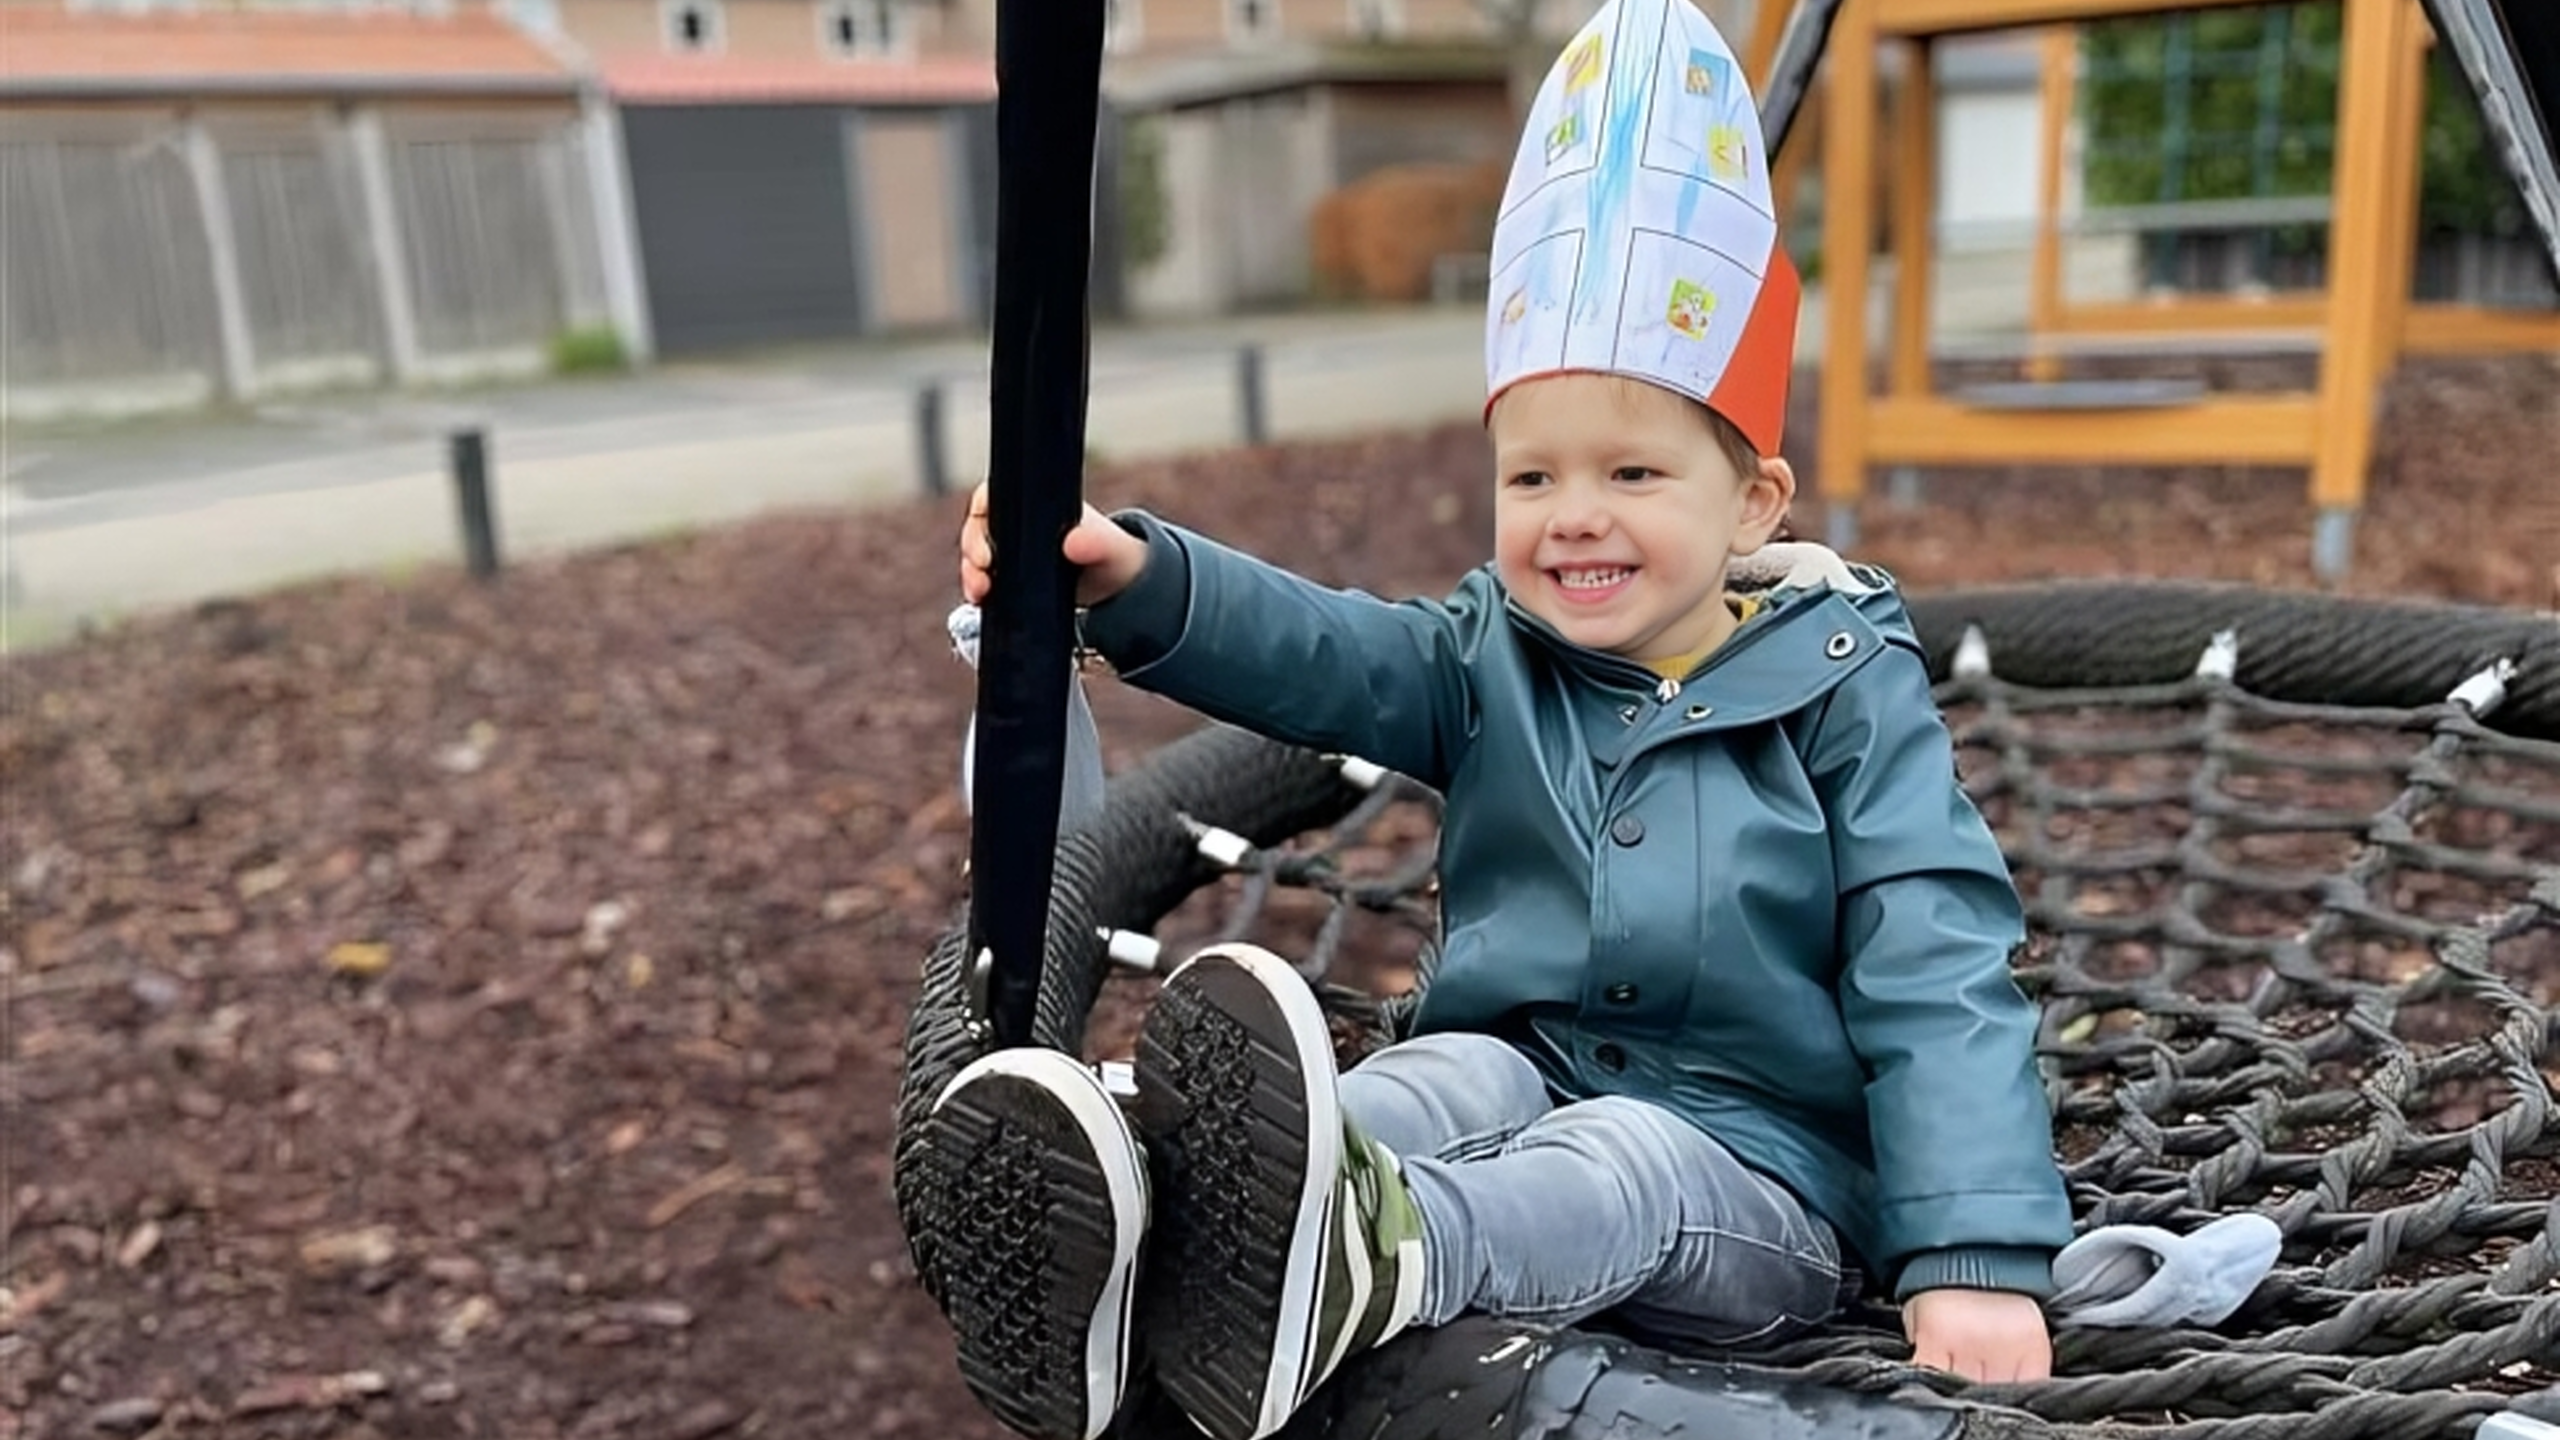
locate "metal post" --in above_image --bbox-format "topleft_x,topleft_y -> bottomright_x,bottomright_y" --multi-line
1236,342 -> 1268,446
450,429 -> 501,580
2312,506 -> 2357,585
916,380 -> 950,496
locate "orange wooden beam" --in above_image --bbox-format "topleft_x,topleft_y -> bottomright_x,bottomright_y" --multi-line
2045,295 -> 2331,333
2403,305 -> 2560,354
2372,1 -> 2429,366
1745,0 -> 1792,84
1865,395 -> 2321,464
1890,37 -> 1937,397
2307,0 -> 2417,511
1877,0 -> 2280,38
2026,25 -> 2073,382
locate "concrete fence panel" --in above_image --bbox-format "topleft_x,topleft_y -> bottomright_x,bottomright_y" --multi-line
0,124 -> 224,400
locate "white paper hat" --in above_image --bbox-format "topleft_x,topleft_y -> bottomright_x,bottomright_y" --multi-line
1484,0 -> 1800,455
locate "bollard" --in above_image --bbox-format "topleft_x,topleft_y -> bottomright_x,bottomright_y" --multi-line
449,428 -> 500,580
915,380 -> 950,496
1236,343 -> 1268,447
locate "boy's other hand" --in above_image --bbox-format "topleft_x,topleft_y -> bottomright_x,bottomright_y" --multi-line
958,482 -> 1149,608
1903,1288 -> 2052,1383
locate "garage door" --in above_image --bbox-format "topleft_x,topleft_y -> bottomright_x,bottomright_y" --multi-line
623,105 -> 865,355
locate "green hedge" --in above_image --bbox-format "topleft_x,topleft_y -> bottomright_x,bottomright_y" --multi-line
2079,0 -> 2525,236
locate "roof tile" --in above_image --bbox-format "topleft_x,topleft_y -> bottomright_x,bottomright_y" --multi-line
0,7 -> 579,95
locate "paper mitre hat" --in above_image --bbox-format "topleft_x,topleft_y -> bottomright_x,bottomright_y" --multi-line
1484,0 -> 1799,456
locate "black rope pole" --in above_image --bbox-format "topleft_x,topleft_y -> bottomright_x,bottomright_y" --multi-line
970,0 -> 1107,1049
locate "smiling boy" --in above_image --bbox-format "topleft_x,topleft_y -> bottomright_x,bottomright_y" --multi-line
927,4 -> 2073,1439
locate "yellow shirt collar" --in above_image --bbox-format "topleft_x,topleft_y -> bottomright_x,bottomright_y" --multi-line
1639,594 -> 1764,681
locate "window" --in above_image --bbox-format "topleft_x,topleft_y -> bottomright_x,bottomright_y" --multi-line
1347,0 -> 1400,39
1226,0 -> 1278,43
1105,0 -> 1143,54
823,0 -> 906,58
661,0 -> 723,52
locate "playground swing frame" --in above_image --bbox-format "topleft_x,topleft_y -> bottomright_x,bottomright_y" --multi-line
1793,0 -> 2556,582
2017,18 -> 2560,360
917,1 -> 2560,1436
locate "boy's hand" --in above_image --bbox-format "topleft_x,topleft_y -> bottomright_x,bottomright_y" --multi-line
958,482 -> 1149,608
1903,1288 -> 2052,1383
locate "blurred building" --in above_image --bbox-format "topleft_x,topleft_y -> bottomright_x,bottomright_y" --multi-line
1087,0 -> 1614,316
0,0 -> 617,418
513,0 -> 997,354
14,0 -> 2070,409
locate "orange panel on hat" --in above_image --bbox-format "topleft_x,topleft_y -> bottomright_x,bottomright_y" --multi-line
1705,249 -> 1799,456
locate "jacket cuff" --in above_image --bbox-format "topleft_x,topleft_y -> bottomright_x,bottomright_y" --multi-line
1894,1246 -> 2056,1302
1076,511 -> 1192,674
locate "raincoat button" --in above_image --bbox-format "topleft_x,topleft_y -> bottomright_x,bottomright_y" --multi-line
1603,982 -> 1639,1005
1618,704 -> 1639,724
1594,1042 -> 1627,1072
1825,631 -> 1858,660
1609,815 -> 1645,846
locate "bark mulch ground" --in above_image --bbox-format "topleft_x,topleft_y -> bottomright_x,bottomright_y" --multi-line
3,353 -> 2554,1440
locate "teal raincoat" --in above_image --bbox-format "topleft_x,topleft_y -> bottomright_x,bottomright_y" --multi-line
1080,515 -> 2074,1299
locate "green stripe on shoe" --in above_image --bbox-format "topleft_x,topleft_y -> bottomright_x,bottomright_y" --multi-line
1304,1122 -> 1427,1400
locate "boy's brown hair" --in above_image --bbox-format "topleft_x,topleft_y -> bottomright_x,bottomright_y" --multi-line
1594,374 -> 1762,478
1691,399 -> 1762,481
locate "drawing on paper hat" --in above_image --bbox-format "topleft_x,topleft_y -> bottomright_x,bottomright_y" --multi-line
1484,0 -> 1800,456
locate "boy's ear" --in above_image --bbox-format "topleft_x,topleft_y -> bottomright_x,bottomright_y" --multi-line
1734,455 -> 1797,552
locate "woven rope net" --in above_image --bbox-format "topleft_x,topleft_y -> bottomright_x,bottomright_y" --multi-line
896,582 -> 2560,1440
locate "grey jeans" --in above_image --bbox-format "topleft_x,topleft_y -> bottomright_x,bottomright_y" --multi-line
1340,1031 -> 1848,1348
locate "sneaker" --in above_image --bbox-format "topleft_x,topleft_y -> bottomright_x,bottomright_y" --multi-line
926,1047 -> 1149,1440
1132,944 -> 1427,1440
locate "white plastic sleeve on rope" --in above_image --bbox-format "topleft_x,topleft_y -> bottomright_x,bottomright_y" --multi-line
1191,825 -> 1254,868
2196,629 -> 2241,681
1952,624 -> 1992,680
1096,1060 -> 1137,1099
1334,756 -> 1390,791
948,601 -> 1109,835
1100,928 -> 1162,973
2449,657 -> 2519,717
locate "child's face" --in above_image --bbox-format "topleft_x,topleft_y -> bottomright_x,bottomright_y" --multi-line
1489,374 -> 1792,663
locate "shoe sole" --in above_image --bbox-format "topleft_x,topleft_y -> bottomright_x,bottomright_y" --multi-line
1133,945 -> 1341,1440
928,1049 -> 1147,1440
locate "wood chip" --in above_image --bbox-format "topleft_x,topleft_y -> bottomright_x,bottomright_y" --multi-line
646,1162 -> 746,1230
669,1399 -> 744,1440
84,1397 -> 164,1434
231,1370 -> 389,1415
298,1225 -> 397,1276
324,942 -> 391,978
603,1299 -> 694,1329
0,1271 -> 67,1331
438,1294 -> 498,1348
115,1220 -> 161,1270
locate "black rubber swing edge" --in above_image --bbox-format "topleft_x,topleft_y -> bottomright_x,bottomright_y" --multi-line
1905,582 -> 2560,742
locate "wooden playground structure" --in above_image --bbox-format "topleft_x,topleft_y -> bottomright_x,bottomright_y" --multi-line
1744,0 -> 2560,579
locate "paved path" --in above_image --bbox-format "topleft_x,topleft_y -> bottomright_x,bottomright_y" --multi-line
1,307 -> 1488,648
0,261 -> 2042,651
